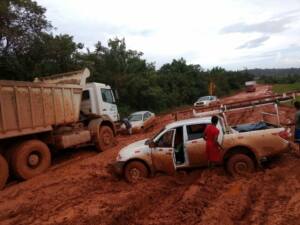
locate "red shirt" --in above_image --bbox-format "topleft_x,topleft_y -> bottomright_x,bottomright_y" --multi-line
204,124 -> 221,162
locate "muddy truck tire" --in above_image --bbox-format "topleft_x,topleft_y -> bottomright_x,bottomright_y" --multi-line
124,161 -> 149,183
0,154 -> 9,190
11,140 -> 51,180
97,126 -> 115,151
226,154 -> 255,176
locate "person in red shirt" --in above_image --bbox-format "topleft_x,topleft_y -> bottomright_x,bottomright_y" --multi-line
204,116 -> 222,167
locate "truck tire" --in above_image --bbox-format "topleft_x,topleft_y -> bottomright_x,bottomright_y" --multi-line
11,140 -> 51,180
97,126 -> 115,151
226,154 -> 255,176
124,161 -> 149,183
0,154 -> 9,190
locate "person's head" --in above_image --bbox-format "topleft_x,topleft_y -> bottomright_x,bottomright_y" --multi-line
211,116 -> 219,125
294,101 -> 300,110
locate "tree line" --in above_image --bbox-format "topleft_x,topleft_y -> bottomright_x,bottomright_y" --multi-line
1,0 -> 253,116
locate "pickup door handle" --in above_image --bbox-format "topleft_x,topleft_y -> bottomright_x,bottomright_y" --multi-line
103,109 -> 107,111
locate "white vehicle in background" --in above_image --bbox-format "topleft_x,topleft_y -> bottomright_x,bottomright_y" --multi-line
122,111 -> 156,133
194,96 -> 219,107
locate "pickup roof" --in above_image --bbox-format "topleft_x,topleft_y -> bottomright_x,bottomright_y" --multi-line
114,116 -> 291,182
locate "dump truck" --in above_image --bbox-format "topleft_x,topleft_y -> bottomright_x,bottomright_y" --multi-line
0,68 -> 118,189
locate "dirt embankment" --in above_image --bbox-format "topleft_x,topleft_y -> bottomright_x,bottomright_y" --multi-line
0,85 -> 300,225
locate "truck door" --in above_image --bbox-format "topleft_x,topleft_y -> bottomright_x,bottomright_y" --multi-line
81,88 -> 96,114
99,88 -> 118,122
151,129 -> 176,175
185,123 -> 208,166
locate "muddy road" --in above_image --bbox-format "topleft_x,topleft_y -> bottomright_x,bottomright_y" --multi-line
0,85 -> 300,225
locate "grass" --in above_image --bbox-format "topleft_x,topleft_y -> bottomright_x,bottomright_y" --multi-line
272,83 -> 300,106
273,83 -> 300,94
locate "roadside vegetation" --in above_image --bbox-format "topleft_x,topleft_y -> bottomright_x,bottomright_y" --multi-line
0,0 -> 254,116
2,1 -> 300,117
272,83 -> 300,104
273,83 -> 300,94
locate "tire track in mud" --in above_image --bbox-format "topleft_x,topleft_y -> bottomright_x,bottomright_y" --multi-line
199,154 -> 300,225
133,168 -> 233,225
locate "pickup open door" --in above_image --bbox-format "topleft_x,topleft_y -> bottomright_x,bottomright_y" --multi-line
184,123 -> 208,167
151,129 -> 176,175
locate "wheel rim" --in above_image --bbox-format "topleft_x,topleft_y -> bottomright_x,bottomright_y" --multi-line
234,161 -> 249,174
129,168 -> 141,181
27,153 -> 40,168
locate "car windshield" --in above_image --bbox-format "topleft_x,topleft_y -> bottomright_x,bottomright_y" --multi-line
197,96 -> 211,101
128,114 -> 143,122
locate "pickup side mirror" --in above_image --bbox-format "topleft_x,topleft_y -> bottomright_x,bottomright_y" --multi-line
148,140 -> 156,148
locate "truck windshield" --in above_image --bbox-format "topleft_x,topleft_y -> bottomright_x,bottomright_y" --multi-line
128,114 -> 143,122
101,88 -> 115,104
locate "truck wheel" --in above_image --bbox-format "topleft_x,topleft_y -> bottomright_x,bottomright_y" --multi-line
97,126 -> 115,151
11,140 -> 51,180
226,154 -> 255,176
0,154 -> 9,190
124,161 -> 149,183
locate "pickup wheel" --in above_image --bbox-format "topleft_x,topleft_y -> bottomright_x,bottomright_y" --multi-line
124,161 -> 149,183
11,140 -> 51,180
0,154 -> 9,190
226,154 -> 255,176
97,126 -> 115,151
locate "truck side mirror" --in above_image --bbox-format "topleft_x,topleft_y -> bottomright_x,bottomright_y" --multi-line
113,89 -> 119,101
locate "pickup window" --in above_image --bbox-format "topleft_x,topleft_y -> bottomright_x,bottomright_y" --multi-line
187,124 -> 207,140
157,129 -> 175,148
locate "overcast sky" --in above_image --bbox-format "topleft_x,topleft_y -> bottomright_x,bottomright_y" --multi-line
36,0 -> 300,70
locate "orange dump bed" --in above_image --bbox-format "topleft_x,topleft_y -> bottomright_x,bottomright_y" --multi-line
0,69 -> 90,139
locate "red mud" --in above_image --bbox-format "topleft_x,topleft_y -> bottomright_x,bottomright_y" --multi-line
0,85 -> 300,225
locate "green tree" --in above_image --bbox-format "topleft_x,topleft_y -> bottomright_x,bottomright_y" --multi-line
0,0 -> 52,79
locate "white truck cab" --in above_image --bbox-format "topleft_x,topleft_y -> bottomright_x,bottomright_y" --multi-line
81,82 -> 120,122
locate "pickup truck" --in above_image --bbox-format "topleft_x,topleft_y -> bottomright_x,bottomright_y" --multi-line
113,116 -> 291,182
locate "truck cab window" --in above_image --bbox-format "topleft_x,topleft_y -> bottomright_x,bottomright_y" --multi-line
101,88 -> 114,104
157,130 -> 174,148
187,124 -> 207,140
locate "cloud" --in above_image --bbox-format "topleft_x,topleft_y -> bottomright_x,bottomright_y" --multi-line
221,9 -> 300,34
221,17 -> 294,34
223,44 -> 300,69
237,36 -> 270,49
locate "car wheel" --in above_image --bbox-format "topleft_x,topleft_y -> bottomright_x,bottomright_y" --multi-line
226,154 -> 255,176
0,154 -> 9,190
11,140 -> 51,180
124,161 -> 149,183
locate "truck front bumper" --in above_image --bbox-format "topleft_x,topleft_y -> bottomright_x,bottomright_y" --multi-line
113,161 -> 126,175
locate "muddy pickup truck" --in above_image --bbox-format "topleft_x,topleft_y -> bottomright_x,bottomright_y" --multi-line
114,116 -> 291,182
